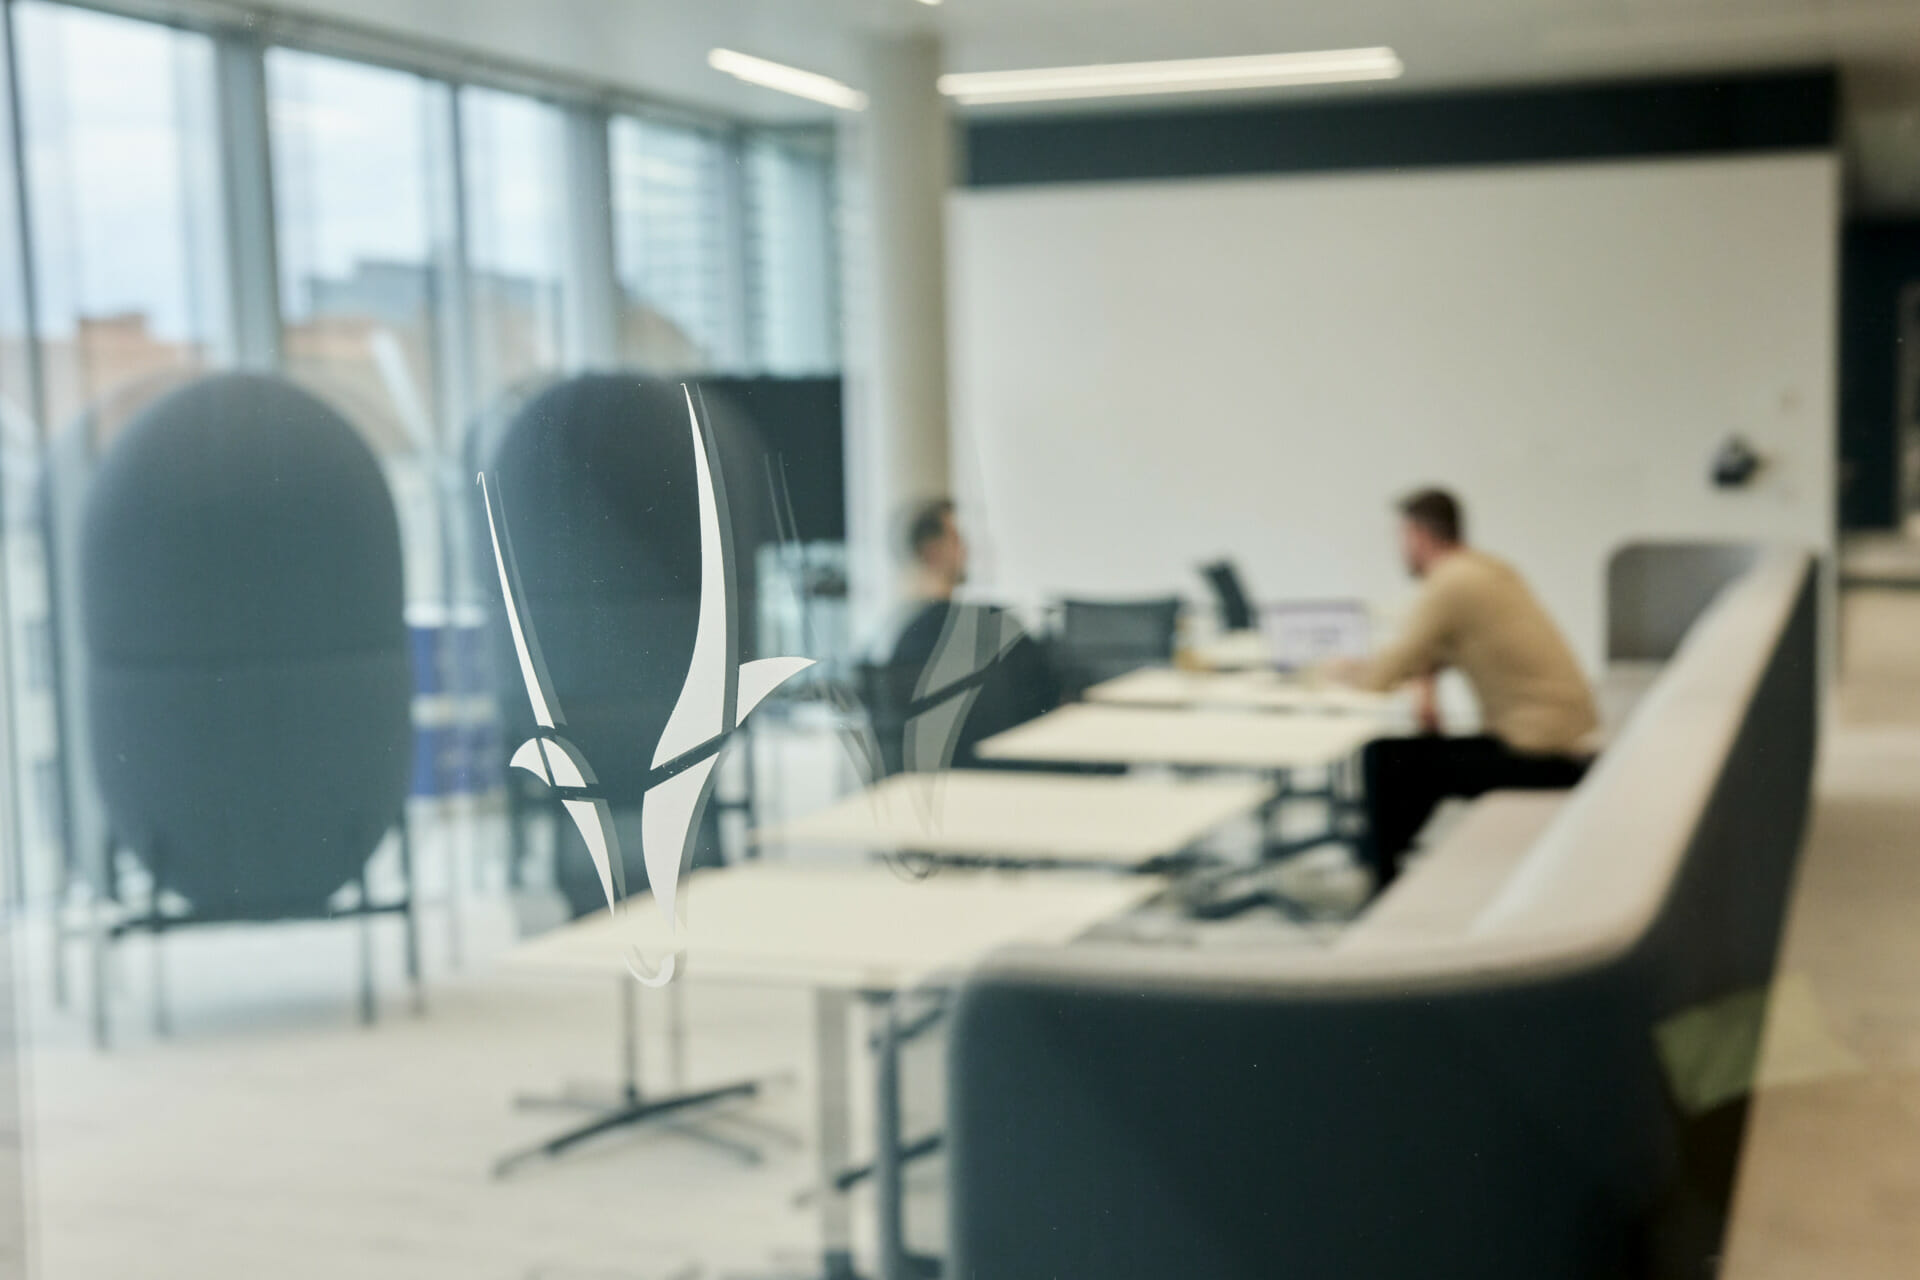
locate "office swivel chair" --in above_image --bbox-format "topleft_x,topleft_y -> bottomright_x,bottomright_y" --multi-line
80,372 -> 418,1046
1200,558 -> 1255,632
855,660 -> 910,777
480,375 -> 776,917
1051,596 -> 1182,698
860,603 -> 1064,776
44,370 -> 419,1004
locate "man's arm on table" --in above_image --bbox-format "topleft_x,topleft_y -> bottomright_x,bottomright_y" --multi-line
1324,580 -> 1452,717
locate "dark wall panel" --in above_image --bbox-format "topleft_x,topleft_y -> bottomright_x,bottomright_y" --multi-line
1839,220 -> 1920,530
965,68 -> 1837,189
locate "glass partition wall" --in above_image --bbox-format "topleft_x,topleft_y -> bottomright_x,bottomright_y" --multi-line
0,0 -> 843,901
0,2 -> 847,1275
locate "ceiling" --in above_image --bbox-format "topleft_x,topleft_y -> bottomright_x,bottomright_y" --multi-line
273,0 -> 1920,207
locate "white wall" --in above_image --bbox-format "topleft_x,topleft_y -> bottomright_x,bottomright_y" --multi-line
947,153 -> 1839,673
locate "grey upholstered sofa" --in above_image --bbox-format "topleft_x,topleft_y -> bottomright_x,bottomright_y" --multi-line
947,545 -> 1819,1280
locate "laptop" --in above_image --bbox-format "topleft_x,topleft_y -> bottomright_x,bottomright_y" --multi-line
1259,599 -> 1371,672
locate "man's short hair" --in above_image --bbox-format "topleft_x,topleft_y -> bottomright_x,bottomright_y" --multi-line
906,497 -> 956,561
1398,488 -> 1463,544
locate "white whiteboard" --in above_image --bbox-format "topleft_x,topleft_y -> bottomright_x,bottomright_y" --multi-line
947,153 -> 1838,674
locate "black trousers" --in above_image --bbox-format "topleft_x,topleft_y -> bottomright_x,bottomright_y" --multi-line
1359,734 -> 1589,889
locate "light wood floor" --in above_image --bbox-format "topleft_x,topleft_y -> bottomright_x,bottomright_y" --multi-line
1722,587 -> 1920,1277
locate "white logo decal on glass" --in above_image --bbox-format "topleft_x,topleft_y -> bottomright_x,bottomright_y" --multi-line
479,385 -> 815,985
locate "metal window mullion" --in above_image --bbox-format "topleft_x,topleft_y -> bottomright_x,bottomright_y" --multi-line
421,81 -> 480,646
560,101 -> 617,373
211,32 -> 280,370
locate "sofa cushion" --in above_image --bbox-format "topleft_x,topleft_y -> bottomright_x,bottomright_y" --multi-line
1340,790 -> 1570,951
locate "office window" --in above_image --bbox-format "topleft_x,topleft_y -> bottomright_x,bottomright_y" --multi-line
461,86 -> 572,407
610,114 -> 742,372
744,130 -> 840,373
0,5 -> 33,893
268,48 -> 452,458
13,0 -> 227,437
0,18 -> 30,439
0,3 -> 35,476
9,0 -> 228,912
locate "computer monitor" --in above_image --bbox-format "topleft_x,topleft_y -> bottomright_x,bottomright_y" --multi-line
1199,559 -> 1255,632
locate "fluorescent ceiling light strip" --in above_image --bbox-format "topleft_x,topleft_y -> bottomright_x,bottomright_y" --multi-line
940,48 -> 1403,104
950,66 -> 1404,105
709,48 -> 867,111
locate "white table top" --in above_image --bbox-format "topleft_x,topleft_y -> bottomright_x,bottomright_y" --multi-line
1086,666 -> 1402,718
751,769 -> 1272,866
507,862 -> 1162,993
975,703 -> 1379,770
1188,630 -> 1269,671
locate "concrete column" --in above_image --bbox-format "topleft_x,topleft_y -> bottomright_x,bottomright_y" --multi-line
842,33 -> 953,641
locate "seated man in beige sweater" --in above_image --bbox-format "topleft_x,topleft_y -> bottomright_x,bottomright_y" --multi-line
1340,488 -> 1599,890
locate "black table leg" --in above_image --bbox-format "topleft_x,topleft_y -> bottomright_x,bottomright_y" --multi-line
494,977 -> 768,1178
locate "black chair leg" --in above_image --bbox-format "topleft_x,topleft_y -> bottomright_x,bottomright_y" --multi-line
397,814 -> 424,1014
149,841 -> 169,1039
151,932 -> 169,1039
356,864 -> 376,1026
51,858 -> 68,1011
51,926 -> 66,1009
505,781 -> 527,890
89,883 -> 110,1052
